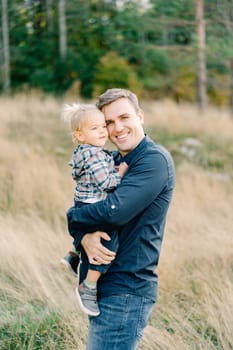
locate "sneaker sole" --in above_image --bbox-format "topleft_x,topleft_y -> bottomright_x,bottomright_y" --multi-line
75,286 -> 100,317
60,258 -> 78,277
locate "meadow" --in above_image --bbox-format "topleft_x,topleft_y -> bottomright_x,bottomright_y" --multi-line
0,94 -> 233,350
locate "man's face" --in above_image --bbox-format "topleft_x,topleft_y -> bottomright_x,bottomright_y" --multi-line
102,98 -> 145,156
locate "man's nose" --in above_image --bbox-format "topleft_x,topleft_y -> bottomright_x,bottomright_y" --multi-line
114,120 -> 123,132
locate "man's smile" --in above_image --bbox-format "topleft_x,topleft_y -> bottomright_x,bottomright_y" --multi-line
115,133 -> 129,141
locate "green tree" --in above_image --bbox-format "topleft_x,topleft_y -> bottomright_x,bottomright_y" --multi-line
1,0 -> 233,106
1,0 -> 10,93
93,51 -> 142,97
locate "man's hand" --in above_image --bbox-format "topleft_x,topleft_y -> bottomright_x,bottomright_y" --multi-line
81,231 -> 116,265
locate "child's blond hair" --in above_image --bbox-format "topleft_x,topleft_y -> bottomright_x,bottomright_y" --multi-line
62,103 -> 103,143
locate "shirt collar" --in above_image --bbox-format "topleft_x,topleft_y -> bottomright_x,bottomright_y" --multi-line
122,135 -> 148,164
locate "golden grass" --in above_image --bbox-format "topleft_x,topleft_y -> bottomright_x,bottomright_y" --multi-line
0,95 -> 233,349
139,162 -> 233,349
0,214 -> 87,349
143,99 -> 233,140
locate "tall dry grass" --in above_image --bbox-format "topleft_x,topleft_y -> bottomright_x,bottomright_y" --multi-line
143,99 -> 233,140
0,95 -> 233,349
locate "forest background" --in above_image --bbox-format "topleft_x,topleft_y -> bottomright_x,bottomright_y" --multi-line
1,1 -> 233,350
1,0 -> 233,110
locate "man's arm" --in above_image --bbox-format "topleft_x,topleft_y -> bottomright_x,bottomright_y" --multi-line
67,152 -> 169,245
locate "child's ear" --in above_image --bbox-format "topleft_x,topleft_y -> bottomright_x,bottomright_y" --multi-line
74,130 -> 84,142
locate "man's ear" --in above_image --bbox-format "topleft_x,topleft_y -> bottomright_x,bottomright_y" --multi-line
138,108 -> 145,125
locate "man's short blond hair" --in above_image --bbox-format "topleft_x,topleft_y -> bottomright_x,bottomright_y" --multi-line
96,88 -> 140,112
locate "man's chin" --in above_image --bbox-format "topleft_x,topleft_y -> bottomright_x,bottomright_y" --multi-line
110,139 -> 128,152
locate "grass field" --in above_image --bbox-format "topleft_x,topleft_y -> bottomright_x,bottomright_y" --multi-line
0,94 -> 233,349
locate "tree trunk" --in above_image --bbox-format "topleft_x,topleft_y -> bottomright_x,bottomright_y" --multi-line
46,0 -> 54,33
229,58 -> 233,115
196,0 -> 207,111
58,0 -> 67,60
2,0 -> 10,94
228,5 -> 233,116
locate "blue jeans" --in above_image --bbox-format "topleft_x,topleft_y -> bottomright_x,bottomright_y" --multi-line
86,294 -> 154,350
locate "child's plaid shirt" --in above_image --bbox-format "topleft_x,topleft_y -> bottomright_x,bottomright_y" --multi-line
70,144 -> 121,203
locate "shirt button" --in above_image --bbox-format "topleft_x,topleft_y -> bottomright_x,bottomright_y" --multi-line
111,205 -> 116,209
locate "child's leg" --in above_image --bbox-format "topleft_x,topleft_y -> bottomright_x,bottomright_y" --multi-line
84,269 -> 101,289
89,228 -> 119,274
71,247 -> 80,255
76,256 -> 101,317
75,229 -> 119,317
60,249 -> 80,277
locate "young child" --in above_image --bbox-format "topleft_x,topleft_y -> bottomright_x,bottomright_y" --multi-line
60,103 -> 127,317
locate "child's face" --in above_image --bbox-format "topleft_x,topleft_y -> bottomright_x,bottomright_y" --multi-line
75,112 -> 108,147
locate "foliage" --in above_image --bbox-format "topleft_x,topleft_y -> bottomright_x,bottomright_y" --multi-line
1,0 -> 233,104
93,51 -> 143,97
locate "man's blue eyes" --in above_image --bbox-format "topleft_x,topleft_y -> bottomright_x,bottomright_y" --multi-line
106,116 -> 129,125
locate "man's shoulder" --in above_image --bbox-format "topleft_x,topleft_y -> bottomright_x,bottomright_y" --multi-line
145,136 -> 173,160
135,137 -> 175,177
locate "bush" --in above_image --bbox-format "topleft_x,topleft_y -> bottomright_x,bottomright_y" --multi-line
93,51 -> 143,97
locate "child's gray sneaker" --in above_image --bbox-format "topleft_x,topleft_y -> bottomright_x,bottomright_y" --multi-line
75,282 -> 100,316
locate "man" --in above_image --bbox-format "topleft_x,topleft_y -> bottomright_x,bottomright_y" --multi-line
67,88 -> 175,350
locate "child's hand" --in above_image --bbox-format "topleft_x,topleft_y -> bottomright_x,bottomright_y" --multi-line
117,162 -> 128,177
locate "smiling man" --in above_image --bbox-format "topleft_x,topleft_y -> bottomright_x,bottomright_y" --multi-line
103,96 -> 145,155
67,88 -> 176,350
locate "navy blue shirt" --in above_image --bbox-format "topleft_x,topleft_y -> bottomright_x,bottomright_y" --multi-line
67,135 -> 175,301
